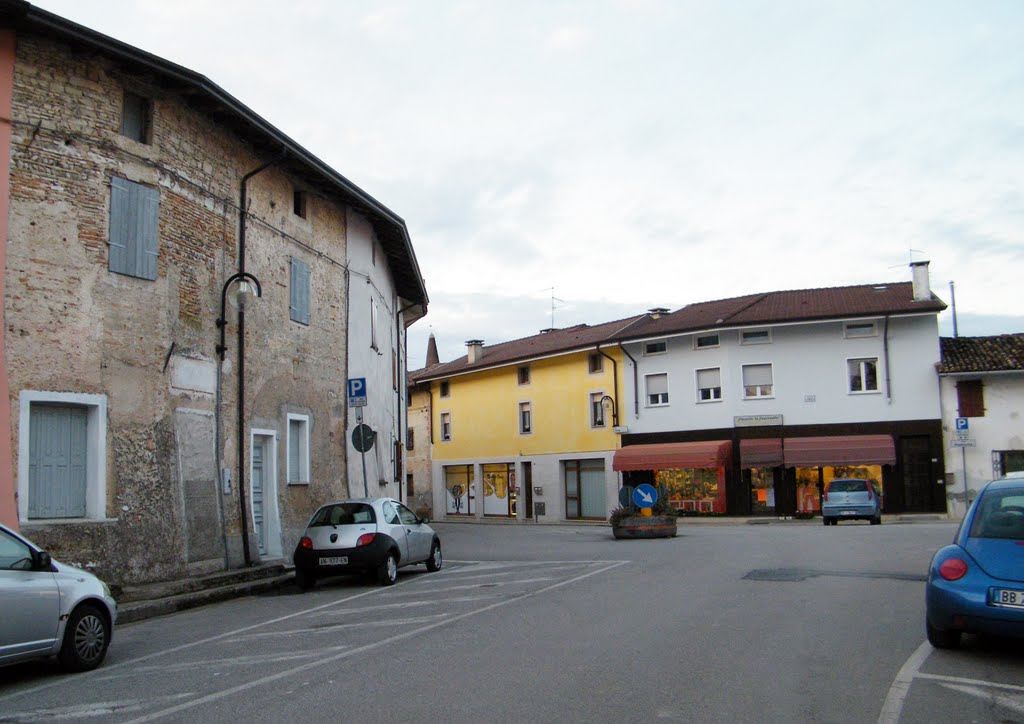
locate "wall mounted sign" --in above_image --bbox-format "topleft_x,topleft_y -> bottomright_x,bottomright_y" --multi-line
734,414 -> 783,427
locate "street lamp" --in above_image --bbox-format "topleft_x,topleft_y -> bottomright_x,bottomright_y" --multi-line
216,272 -> 262,360
600,394 -> 619,428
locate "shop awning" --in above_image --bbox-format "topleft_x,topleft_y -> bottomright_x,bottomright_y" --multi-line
783,435 -> 896,467
613,440 -> 732,472
740,438 -> 783,467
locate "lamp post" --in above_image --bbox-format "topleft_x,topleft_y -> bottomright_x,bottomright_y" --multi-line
216,272 -> 262,567
600,394 -> 619,428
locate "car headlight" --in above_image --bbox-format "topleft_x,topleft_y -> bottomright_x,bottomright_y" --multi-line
101,580 -> 112,597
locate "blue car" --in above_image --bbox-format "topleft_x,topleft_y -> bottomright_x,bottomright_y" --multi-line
821,478 -> 882,525
925,474 -> 1024,648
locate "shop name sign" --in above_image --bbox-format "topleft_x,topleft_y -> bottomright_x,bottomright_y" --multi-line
734,414 -> 783,428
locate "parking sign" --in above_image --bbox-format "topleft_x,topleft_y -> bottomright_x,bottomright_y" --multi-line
347,378 -> 367,407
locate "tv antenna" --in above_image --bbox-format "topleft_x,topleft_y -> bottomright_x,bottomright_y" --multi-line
541,287 -> 565,329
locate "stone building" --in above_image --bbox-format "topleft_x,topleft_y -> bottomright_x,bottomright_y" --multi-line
0,2 -> 427,584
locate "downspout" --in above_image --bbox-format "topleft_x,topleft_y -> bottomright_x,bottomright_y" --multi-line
883,314 -> 892,404
596,344 -> 619,425
617,342 -> 639,418
235,158 -> 276,567
395,300 -> 419,503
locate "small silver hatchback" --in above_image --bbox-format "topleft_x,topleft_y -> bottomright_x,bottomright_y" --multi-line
0,523 -> 117,671
821,478 -> 882,526
293,498 -> 442,589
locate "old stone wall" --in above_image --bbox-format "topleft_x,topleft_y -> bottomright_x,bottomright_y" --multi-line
6,33 -> 351,583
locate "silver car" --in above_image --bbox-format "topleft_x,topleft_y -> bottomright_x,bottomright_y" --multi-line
0,523 -> 117,671
292,497 -> 442,589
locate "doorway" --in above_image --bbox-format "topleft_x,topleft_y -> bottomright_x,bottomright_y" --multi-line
250,430 -> 282,558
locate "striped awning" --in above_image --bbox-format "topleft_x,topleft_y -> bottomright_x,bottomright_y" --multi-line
613,440 -> 732,472
740,438 -> 783,467
783,435 -> 896,467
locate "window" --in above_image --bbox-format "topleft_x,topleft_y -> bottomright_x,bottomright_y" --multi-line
518,366 -> 530,385
370,300 -> 379,351
0,528 -> 35,570
590,392 -> 606,427
19,392 -> 108,521
565,459 -> 607,520
109,177 -> 159,280
697,367 -> 722,402
406,427 -> 414,450
406,473 -> 415,497
645,373 -> 669,406
440,412 -> 452,441
588,353 -> 603,374
695,334 -> 720,349
287,414 -> 310,484
644,340 -> 667,355
997,450 -> 1024,476
397,501 -> 419,525
844,322 -> 876,338
289,256 -> 311,325
519,402 -> 532,434
848,358 -> 879,393
742,364 -> 773,398
393,438 -> 403,483
957,380 -> 985,417
741,330 -> 771,345
444,464 -> 473,514
120,90 -> 151,143
392,351 -> 398,391
439,380 -> 450,398
293,190 -> 307,219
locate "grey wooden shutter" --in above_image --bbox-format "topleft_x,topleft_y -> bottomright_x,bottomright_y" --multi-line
288,419 -> 302,481
109,177 -> 159,280
290,257 -> 310,325
28,405 -> 88,519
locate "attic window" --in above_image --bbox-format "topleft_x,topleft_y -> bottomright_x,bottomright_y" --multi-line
293,190 -> 307,219
844,322 -> 876,338
121,91 -> 151,144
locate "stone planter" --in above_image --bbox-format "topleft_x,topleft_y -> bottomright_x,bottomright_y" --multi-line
611,514 -> 678,539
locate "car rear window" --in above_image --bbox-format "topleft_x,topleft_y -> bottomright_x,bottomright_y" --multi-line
969,490 -> 1024,540
309,503 -> 376,526
826,479 -> 869,493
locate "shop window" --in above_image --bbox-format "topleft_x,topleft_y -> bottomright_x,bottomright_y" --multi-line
588,353 -> 603,374
697,367 -> 722,402
444,464 -> 472,514
742,364 -> 773,398
957,380 -> 984,417
645,373 -> 669,406
565,459 -> 606,519
848,358 -> 879,393
483,462 -> 516,517
656,467 -> 725,513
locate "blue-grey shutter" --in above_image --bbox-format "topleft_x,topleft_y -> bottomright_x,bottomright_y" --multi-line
288,419 -> 301,481
28,405 -> 87,519
109,177 -> 159,280
290,257 -> 310,325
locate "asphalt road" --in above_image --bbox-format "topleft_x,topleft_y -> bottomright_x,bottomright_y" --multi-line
1,520 -> 1022,723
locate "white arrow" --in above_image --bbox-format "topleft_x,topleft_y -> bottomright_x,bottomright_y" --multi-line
637,489 -> 653,504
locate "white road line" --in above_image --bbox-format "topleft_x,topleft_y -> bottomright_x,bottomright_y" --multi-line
0,694 -> 194,722
877,640 -> 931,724
384,577 -> 556,595
298,594 -> 500,617
124,560 -> 629,723
93,645 -> 351,678
229,614 -> 449,640
918,673 -> 1024,693
938,683 -> 1024,715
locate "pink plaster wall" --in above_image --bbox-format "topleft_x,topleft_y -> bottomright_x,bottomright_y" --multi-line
0,29 -> 16,530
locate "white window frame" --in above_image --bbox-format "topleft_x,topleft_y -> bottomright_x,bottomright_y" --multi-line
740,329 -> 772,345
644,340 -> 668,356
645,372 -> 670,407
694,333 -> 720,350
518,401 -> 533,435
18,391 -> 108,522
286,413 -> 310,485
847,357 -> 880,394
590,391 -> 606,428
742,363 -> 774,399
588,353 -> 603,374
844,322 -> 877,338
440,412 -> 452,441
696,367 -> 723,403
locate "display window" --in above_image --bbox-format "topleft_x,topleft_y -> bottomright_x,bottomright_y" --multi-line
749,468 -> 775,513
656,467 -> 727,513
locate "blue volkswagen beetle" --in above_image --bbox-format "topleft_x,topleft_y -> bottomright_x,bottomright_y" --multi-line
925,474 -> 1024,648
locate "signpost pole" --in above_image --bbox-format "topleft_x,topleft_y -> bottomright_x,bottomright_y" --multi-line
961,446 -> 968,514
358,407 -> 369,498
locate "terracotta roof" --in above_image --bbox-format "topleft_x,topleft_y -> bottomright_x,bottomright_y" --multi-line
937,334 -> 1024,374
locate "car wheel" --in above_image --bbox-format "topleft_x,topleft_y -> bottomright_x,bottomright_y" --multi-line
295,569 -> 315,591
822,517 -> 829,526
871,514 -> 881,525
926,620 -> 961,649
377,551 -> 398,586
426,540 -> 442,572
58,603 -> 110,672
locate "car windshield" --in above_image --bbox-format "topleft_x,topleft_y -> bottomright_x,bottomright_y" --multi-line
827,480 -> 868,493
309,503 -> 376,526
969,489 -> 1024,540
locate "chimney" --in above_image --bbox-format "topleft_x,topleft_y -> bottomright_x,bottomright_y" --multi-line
648,307 -> 669,319
465,339 -> 484,363
425,333 -> 439,367
910,260 -> 931,302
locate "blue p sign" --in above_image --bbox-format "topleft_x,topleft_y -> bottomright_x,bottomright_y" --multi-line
955,417 -> 968,431
347,378 -> 367,407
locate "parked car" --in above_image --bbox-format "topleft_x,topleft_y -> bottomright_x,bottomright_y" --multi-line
0,523 -> 117,671
925,473 -> 1024,648
821,478 -> 882,525
293,497 -> 442,589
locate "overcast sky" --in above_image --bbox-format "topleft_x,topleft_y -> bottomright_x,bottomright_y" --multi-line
34,0 -> 1024,367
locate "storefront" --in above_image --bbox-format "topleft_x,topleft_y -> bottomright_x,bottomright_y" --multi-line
613,441 -> 731,514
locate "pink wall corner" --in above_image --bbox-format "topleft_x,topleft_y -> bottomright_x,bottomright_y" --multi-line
0,29 -> 17,530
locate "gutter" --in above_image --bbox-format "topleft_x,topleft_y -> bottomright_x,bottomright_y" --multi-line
883,314 -> 892,403
617,342 -> 639,419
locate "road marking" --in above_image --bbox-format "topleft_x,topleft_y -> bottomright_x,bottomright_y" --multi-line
386,577 -> 556,594
877,640 -> 931,724
920,674 -> 1024,693
123,560 -> 629,723
94,645 -> 351,678
937,682 -> 1024,715
0,693 -> 194,722
229,614 -> 449,639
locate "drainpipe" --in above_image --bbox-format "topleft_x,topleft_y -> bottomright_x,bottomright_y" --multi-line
596,344 -> 619,424
395,300 -> 419,503
235,159 -> 275,567
883,314 -> 892,404
617,342 -> 639,418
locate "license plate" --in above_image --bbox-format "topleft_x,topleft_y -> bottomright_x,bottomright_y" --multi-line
992,588 -> 1024,608
841,510 -> 856,516
319,556 -> 348,566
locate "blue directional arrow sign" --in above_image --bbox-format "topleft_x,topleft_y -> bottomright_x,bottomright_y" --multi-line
632,483 -> 658,509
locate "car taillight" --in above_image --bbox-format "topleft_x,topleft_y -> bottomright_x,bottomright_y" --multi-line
866,486 -> 873,500
356,533 -> 376,547
299,536 -> 313,550
823,488 -> 829,502
939,558 -> 968,581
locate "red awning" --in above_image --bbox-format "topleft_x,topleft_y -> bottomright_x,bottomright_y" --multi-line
740,438 -> 783,467
783,435 -> 896,467
613,440 -> 732,472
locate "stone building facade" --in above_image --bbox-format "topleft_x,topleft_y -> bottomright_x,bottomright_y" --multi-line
0,3 -> 427,584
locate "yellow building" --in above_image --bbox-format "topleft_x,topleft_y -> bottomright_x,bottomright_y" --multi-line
411,318 -> 643,522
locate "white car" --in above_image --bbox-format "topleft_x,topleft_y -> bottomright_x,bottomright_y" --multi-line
0,523 -> 117,671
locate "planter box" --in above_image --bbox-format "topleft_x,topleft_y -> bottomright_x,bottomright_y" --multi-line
611,514 -> 678,539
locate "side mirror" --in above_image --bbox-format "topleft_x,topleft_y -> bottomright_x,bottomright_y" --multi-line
419,517 -> 430,525
34,550 -> 52,571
